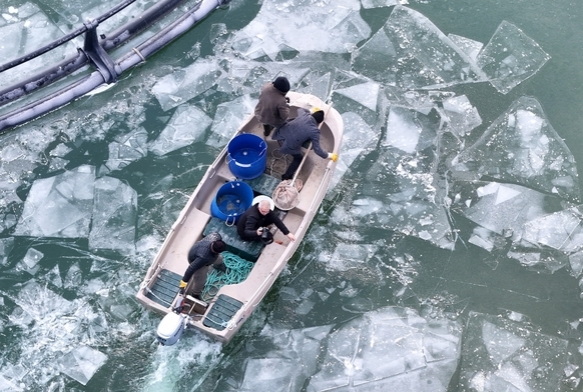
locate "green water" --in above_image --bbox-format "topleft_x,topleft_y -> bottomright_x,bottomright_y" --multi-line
2,0 -> 583,391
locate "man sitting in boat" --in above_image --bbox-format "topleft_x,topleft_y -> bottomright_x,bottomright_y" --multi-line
178,233 -> 227,299
271,107 -> 338,180
254,76 -> 290,137
237,199 -> 296,244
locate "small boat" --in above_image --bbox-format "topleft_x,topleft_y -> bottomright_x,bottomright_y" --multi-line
136,92 -> 343,344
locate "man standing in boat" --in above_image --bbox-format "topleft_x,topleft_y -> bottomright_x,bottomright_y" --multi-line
237,199 -> 296,243
254,76 -> 290,137
272,107 -> 338,181
178,233 -> 227,299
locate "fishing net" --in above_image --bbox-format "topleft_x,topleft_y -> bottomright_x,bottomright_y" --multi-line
202,252 -> 254,300
272,179 -> 304,210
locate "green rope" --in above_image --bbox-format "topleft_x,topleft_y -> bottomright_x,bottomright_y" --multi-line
202,251 -> 254,300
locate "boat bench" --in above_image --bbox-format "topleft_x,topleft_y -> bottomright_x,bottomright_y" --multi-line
145,269 -> 182,307
203,294 -> 244,331
203,217 -> 264,261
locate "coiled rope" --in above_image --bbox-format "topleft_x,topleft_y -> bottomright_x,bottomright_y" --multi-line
202,252 -> 254,300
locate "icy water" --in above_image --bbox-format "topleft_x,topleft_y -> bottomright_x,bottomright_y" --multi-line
2,0 -> 583,391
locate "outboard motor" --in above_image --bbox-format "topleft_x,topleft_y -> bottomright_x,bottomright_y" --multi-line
156,312 -> 188,346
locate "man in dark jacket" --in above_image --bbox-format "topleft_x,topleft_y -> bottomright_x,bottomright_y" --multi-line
237,200 -> 296,243
178,232 -> 227,299
272,108 -> 338,180
254,76 -> 290,136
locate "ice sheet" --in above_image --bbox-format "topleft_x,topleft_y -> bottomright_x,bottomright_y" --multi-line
449,181 -> 566,238
352,6 -> 485,89
149,105 -> 212,156
152,59 -> 223,112
331,148 -> 456,250
230,0 -> 370,59
88,176 -> 137,255
448,34 -> 484,62
207,95 -> 257,148
328,111 -> 380,192
334,82 -> 380,112
13,165 -> 96,238
104,127 -> 148,171
477,21 -> 551,94
441,95 -> 482,137
308,306 -> 462,391
521,206 -> 583,253
451,96 -> 580,203
459,312 -> 569,391
57,345 -> 107,386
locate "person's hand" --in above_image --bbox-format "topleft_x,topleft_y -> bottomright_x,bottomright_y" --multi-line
257,228 -> 263,236
328,152 -> 338,162
287,233 -> 296,242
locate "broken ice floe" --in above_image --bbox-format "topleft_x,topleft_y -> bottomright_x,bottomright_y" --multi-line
477,21 -> 551,94
361,0 -> 403,9
328,111 -> 381,193
88,176 -> 137,255
16,247 -> 43,276
57,345 -> 107,386
334,82 -> 380,113
451,96 -> 580,203
459,312 -> 568,391
231,0 -> 370,59
149,105 -> 212,156
218,306 -> 460,391
13,165 -> 137,255
450,181 -> 568,238
7,281 -> 111,385
152,58 -> 223,112
0,237 -> 15,265
447,34 -> 483,63
440,95 -> 482,138
13,165 -> 96,238
207,95 -> 257,148
352,6 -> 486,90
308,306 -> 461,391
104,127 -> 148,171
351,7 -> 549,94
0,3 -> 79,91
521,206 -> 583,253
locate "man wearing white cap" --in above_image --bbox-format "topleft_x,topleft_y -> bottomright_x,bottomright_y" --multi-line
237,199 -> 296,243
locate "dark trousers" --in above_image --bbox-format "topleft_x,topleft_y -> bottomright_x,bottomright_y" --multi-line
182,255 -> 223,297
282,153 -> 303,180
263,124 -> 274,136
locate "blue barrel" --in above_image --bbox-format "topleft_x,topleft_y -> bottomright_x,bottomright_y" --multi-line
210,181 -> 254,225
227,134 -> 267,179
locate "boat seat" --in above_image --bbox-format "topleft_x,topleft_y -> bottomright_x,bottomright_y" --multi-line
203,217 -> 264,261
145,269 -> 182,308
203,294 -> 244,331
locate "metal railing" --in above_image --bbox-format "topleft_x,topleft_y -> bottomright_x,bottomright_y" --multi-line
0,0 -> 230,133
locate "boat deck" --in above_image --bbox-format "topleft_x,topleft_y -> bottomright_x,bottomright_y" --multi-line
136,92 -> 343,343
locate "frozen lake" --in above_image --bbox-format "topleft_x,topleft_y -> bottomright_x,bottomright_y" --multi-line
1,0 -> 583,391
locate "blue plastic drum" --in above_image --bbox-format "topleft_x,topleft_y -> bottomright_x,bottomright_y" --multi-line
210,181 -> 254,225
227,134 -> 267,179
